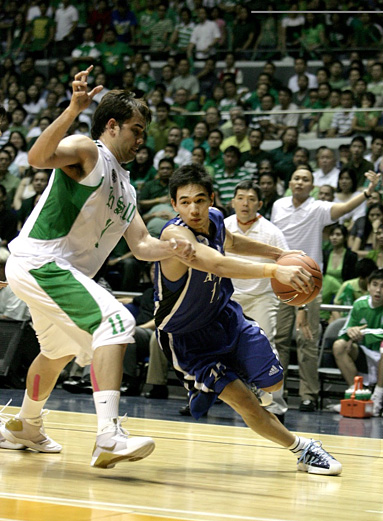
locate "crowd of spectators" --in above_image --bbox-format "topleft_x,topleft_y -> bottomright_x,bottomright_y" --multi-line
2,0 -> 383,411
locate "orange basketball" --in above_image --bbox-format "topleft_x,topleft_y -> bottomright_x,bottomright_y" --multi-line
270,253 -> 322,306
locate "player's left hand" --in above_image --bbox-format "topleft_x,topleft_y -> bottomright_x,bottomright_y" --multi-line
0,281 -> 8,288
169,238 -> 196,261
71,65 -> 104,112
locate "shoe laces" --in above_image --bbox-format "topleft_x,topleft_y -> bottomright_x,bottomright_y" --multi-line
102,414 -> 130,437
0,399 -> 14,425
297,439 -> 333,466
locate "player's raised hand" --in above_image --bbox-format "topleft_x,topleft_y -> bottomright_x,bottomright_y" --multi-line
71,65 -> 104,111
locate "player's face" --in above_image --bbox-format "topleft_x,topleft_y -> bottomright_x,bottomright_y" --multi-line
232,189 -> 261,221
114,113 -> 145,163
172,184 -> 214,235
368,278 -> 383,307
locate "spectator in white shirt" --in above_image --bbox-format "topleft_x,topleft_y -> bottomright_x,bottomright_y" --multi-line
153,126 -> 192,169
287,57 -> 318,93
313,147 -> 340,188
187,7 -> 220,61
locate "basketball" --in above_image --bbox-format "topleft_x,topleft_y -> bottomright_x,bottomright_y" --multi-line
270,253 -> 322,306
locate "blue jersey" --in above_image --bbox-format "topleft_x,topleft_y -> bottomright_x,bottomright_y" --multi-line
154,207 -> 236,334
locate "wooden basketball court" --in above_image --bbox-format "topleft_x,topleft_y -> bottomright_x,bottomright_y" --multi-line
0,406 -> 382,521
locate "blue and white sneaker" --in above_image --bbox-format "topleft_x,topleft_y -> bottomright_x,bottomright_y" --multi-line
297,439 -> 342,475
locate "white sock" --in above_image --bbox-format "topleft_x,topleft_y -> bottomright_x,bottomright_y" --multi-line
288,435 -> 311,453
93,390 -> 120,433
20,390 -> 48,419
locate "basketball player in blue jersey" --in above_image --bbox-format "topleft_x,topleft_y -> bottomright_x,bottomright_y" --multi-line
154,164 -> 342,475
0,67 -> 195,468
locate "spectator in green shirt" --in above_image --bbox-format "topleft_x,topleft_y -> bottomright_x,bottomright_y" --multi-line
147,102 -> 177,153
97,27 -> 133,88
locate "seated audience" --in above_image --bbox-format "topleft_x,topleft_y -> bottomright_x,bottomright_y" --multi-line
322,224 -> 358,318
205,129 -> 224,174
127,145 -> 157,192
239,128 -> 271,182
334,167 -> 366,230
153,126 -> 192,169
221,116 -> 250,153
333,269 -> 383,416
328,90 -> 355,138
351,203 -> 383,256
213,146 -> 248,214
366,220 -> 383,268
313,147 -> 340,188
17,170 -> 50,229
258,170 -> 280,221
181,121 -> 209,152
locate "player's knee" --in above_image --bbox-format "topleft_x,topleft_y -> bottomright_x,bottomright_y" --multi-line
333,339 -> 347,357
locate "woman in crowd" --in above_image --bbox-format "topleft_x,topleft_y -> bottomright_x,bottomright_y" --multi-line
334,167 -> 365,230
366,220 -> 383,268
127,145 -> 157,192
8,131 -> 29,175
322,223 -> 358,318
351,92 -> 381,135
351,203 -> 383,257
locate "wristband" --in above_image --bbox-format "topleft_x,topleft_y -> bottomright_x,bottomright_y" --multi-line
263,264 -> 277,278
364,190 -> 372,199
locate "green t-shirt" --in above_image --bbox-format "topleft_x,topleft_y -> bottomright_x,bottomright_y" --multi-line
28,16 -> 55,51
338,295 -> 383,351
97,42 -> 133,75
334,278 -> 366,306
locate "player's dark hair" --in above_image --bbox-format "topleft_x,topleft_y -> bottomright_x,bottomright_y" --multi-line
169,163 -> 213,201
91,91 -> 151,139
368,268 -> 383,283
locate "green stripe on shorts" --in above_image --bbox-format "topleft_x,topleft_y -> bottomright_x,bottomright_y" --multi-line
29,262 -> 102,334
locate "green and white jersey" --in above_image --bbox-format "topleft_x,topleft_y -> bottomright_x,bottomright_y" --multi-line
338,295 -> 383,352
9,141 -> 136,278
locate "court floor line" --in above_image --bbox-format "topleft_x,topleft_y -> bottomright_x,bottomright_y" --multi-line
0,492 -> 308,521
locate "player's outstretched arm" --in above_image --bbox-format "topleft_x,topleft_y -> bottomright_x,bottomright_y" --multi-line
224,229 -> 306,260
160,226 -> 312,293
28,66 -> 103,175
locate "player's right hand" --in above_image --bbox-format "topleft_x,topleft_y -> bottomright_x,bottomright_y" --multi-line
275,265 -> 313,294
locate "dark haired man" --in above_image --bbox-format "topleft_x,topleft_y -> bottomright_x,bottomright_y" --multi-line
0,67 -> 194,468
153,163 -> 342,475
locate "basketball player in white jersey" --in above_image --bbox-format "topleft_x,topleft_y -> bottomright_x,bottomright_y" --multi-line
0,66 -> 195,469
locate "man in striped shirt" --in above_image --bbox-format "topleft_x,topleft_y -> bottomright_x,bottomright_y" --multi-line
328,90 -> 355,138
213,146 -> 248,214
